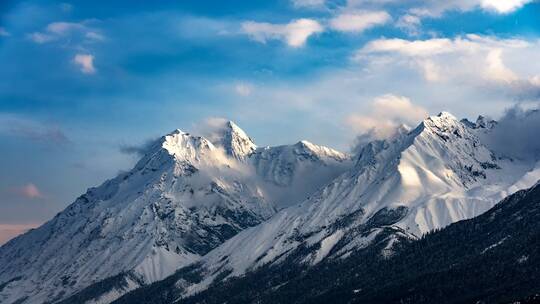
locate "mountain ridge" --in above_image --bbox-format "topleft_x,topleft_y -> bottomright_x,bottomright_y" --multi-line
114,112 -> 539,301
0,121 -> 350,304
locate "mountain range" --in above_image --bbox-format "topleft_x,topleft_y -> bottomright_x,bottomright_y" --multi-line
1,113 -> 539,304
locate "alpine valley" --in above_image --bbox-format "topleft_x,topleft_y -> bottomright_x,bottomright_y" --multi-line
1,113 -> 540,304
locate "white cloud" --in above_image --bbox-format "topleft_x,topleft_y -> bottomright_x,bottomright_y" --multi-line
0,113 -> 70,144
329,10 -> 390,33
85,31 -> 105,41
418,59 -> 442,82
46,21 -> 84,35
11,183 -> 44,199
485,49 -> 518,83
29,32 -> 55,43
406,0 -> 534,16
241,18 -> 323,47
378,0 -> 533,35
29,20 -> 104,44
357,35 -> 531,84
396,14 -> 422,36
360,37 -> 462,57
346,94 -> 428,143
354,34 -> 540,105
73,54 -> 96,74
235,83 -> 252,96
481,0 -> 533,13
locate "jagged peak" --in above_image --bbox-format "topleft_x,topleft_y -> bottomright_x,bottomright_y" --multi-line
159,130 -> 215,161
225,120 -> 248,138
460,115 -> 498,130
420,111 -> 464,135
475,115 -> 497,129
209,120 -> 257,159
426,111 -> 459,125
437,111 -> 457,119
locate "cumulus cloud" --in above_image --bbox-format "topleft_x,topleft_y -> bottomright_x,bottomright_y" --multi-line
10,183 -> 44,199
0,114 -> 70,144
346,94 -> 428,141
329,10 -> 391,33
361,0 -> 534,35
241,18 -> 323,47
73,54 -> 96,74
480,0 -> 534,13
357,34 -> 540,97
405,0 -> 534,17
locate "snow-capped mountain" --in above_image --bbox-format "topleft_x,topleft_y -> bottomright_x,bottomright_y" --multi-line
250,140 -> 350,208
0,121 -> 350,304
164,180 -> 540,304
208,120 -> 257,160
128,112 -> 539,300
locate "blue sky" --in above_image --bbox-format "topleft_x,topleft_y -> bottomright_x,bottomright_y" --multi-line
1,0 -> 540,243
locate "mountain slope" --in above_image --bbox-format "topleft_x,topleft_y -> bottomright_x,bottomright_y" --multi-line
0,121 -> 350,304
114,112 -> 539,301
0,125 -> 275,304
170,180 -> 540,304
250,140 -> 350,208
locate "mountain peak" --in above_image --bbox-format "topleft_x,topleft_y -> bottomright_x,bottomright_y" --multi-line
421,111 -> 461,133
475,115 -> 497,129
460,115 -> 498,129
437,111 -> 456,118
295,140 -> 314,148
216,120 -> 257,159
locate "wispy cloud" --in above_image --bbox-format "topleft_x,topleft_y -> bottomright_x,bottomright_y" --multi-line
241,18 -> 323,47
0,114 -> 70,144
28,20 -> 104,44
10,183 -> 44,199
73,54 -> 96,74
329,10 -> 390,33
119,139 -> 157,156
356,35 -> 539,94
346,94 -> 428,140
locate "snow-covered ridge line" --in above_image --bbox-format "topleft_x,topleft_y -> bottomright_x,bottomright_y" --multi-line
157,112 -> 540,300
0,120 -> 350,304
